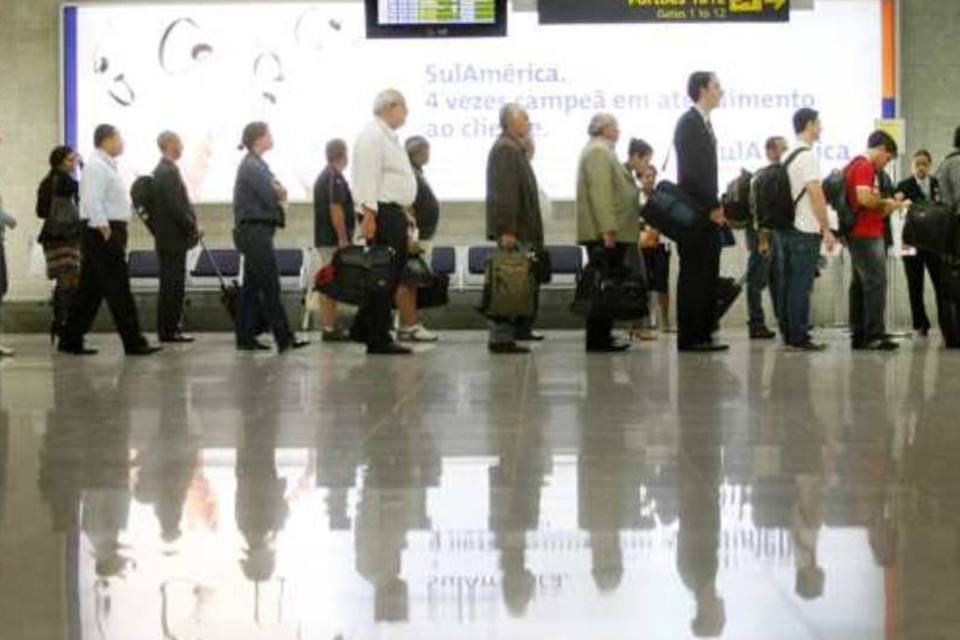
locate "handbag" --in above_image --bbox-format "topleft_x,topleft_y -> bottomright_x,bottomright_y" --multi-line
530,245 -> 553,285
571,248 -> 648,321
643,181 -> 700,242
416,272 -> 450,309
401,253 -> 434,287
318,245 -> 397,305
46,174 -> 82,241
480,247 -> 535,319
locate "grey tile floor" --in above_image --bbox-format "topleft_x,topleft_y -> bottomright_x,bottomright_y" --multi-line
0,330 -> 958,639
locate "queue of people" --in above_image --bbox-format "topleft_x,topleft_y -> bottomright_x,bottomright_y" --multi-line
4,74 -> 960,358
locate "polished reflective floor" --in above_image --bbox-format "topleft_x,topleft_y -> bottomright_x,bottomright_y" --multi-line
1,331 -> 958,639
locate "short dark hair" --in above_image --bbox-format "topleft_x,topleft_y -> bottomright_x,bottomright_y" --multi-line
867,130 -> 898,156
953,125 -> 960,150
687,71 -> 715,103
765,136 -> 786,153
325,138 -> 347,163
792,108 -> 820,135
914,149 -> 933,162
93,124 -> 118,148
48,145 -> 75,170
239,121 -> 269,151
628,138 -> 653,159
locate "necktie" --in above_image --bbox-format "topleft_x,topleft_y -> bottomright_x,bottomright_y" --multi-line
705,118 -> 717,147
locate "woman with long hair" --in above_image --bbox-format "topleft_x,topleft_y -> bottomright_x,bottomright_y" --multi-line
36,145 -> 82,343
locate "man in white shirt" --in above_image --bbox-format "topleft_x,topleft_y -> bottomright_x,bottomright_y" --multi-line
775,108 -> 838,351
60,124 -> 159,356
351,89 -> 437,354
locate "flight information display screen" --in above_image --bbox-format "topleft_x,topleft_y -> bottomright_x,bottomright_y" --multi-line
377,0 -> 497,25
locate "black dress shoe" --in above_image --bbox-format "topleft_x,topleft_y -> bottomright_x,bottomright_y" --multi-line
516,332 -> 546,342
237,340 -> 271,352
160,334 -> 195,344
587,342 -> 631,353
680,342 -> 729,353
489,343 -> 530,354
278,338 -> 311,354
126,345 -> 162,356
368,342 -> 413,355
58,344 -> 98,356
749,326 -> 777,340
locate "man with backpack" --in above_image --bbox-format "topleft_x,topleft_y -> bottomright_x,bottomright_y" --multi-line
845,131 -> 907,351
746,136 -> 787,340
773,109 -> 837,351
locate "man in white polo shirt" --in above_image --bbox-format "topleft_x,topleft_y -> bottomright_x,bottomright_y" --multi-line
60,124 -> 159,356
775,108 -> 838,351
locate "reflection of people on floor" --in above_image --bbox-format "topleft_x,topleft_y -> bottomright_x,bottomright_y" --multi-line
578,359 -> 645,594
133,362 -> 198,544
39,364 -> 86,531
236,420 -> 288,585
314,364 -> 368,531
775,355 -> 828,600
0,397 -> 7,531
354,409 -> 439,623
488,382 -> 550,617
902,349 -> 960,636
676,359 -> 733,638
77,369 -> 134,581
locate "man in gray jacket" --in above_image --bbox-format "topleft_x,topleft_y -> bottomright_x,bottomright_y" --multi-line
485,104 -> 545,354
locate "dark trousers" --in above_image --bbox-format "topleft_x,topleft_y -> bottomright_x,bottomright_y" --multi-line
774,229 -> 821,346
584,242 -> 628,348
848,237 -> 887,345
352,203 -> 407,348
233,224 -> 293,347
61,223 -> 148,352
677,223 -> 721,349
745,226 -> 778,328
903,250 -> 943,332
157,249 -> 187,340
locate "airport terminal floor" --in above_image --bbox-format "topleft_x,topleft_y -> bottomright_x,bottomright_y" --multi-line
1,330 -> 959,639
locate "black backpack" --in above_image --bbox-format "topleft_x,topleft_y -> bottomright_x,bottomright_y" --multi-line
722,169 -> 754,228
130,174 -> 157,234
753,148 -> 810,230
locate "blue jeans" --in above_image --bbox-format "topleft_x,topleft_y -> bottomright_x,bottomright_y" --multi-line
848,237 -> 887,345
745,227 -> 778,328
774,229 -> 821,346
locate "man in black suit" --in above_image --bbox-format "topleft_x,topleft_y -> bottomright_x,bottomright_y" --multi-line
896,149 -> 943,337
152,131 -> 200,343
674,71 -> 729,352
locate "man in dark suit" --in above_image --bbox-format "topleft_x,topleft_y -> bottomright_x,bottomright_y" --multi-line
896,149 -> 944,336
152,131 -> 200,343
485,103 -> 545,354
674,71 -> 729,352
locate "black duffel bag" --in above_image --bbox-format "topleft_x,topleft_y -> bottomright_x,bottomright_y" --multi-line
318,245 -> 397,305
903,201 -> 958,256
642,181 -> 701,243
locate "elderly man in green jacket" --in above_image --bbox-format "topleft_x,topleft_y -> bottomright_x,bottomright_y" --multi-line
576,113 -> 646,352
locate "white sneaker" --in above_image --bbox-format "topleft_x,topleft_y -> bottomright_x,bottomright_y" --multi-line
397,324 -> 439,343
0,345 -> 14,357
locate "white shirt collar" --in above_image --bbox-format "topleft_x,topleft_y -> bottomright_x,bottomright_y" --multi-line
376,117 -> 399,143
95,149 -> 118,170
694,104 -> 711,123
